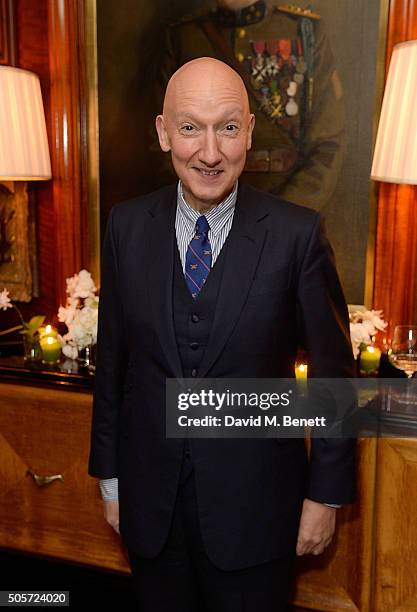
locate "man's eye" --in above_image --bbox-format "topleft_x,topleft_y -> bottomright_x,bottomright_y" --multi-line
181,125 -> 194,132
225,124 -> 239,132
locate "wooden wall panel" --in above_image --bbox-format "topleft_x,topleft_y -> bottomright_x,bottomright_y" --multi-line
373,439 -> 417,611
48,0 -> 84,303
0,0 -> 16,65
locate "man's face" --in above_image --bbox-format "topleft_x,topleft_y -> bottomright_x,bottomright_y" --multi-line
156,64 -> 255,210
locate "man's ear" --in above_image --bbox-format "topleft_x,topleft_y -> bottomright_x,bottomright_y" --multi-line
155,115 -> 171,152
246,114 -> 256,150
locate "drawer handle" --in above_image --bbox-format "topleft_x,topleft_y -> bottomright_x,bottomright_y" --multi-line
26,469 -> 64,486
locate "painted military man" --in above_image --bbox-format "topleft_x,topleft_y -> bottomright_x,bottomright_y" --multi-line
151,1 -> 346,210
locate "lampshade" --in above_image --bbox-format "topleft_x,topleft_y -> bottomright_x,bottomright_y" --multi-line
0,65 -> 52,180
371,40 -> 417,184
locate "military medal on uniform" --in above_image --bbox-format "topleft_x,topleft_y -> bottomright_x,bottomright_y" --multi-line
251,40 -> 267,88
249,34 -> 305,128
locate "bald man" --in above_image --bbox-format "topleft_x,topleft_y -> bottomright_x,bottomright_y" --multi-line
88,58 -> 356,611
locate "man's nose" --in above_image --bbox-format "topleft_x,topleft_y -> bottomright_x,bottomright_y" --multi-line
198,129 -> 222,167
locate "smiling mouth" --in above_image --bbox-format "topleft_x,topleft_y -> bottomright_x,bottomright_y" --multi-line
193,168 -> 223,177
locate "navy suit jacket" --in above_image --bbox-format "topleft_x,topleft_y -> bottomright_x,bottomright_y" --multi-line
88,182 -> 356,570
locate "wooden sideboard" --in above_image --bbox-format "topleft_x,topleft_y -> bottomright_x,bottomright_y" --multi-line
291,435 -> 417,612
0,364 -> 416,611
0,378 -> 130,573
291,437 -> 376,611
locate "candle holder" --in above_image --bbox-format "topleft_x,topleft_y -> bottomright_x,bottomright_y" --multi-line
40,335 -> 62,364
22,334 -> 42,362
359,344 -> 381,376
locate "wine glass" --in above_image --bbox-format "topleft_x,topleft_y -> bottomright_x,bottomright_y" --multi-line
388,325 -> 417,378
388,325 -> 417,407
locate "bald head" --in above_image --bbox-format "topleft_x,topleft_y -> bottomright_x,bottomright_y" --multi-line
155,57 -> 255,213
163,57 -> 250,120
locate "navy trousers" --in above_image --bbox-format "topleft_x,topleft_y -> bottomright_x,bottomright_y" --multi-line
126,439 -> 296,611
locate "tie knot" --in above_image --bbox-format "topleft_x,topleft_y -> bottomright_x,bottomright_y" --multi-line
196,215 -> 210,235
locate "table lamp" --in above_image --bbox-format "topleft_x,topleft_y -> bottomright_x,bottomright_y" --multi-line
0,65 -> 51,180
371,40 -> 417,185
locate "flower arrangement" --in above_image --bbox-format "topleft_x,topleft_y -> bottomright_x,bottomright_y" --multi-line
57,269 -> 99,360
0,288 -> 45,345
349,307 -> 388,359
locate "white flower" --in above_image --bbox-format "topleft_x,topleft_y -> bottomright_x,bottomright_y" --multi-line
0,288 -> 12,311
62,342 -> 78,359
57,333 -> 79,359
362,319 -> 377,337
363,309 -> 387,332
57,296 -> 80,326
348,308 -> 388,359
57,269 -> 99,355
63,306 -> 98,350
350,323 -> 370,358
66,269 -> 96,299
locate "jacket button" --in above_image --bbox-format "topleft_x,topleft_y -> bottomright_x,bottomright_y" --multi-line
191,368 -> 197,377
190,342 -> 199,350
191,314 -> 199,323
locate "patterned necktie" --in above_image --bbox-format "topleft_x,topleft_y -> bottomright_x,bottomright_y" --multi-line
185,215 -> 212,298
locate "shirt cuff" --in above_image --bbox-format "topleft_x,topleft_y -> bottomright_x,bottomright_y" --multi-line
323,503 -> 342,508
99,477 -> 119,502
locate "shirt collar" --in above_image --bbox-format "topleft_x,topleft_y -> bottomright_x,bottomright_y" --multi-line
177,180 -> 238,237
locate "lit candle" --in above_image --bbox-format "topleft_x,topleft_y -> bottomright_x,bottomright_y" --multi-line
40,335 -> 61,363
39,324 -> 58,339
295,363 -> 308,379
360,346 -> 381,374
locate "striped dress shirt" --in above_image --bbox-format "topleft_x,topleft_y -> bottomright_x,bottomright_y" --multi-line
99,180 -> 238,502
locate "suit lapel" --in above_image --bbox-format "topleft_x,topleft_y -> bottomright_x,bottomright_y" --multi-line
144,182 -> 269,382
